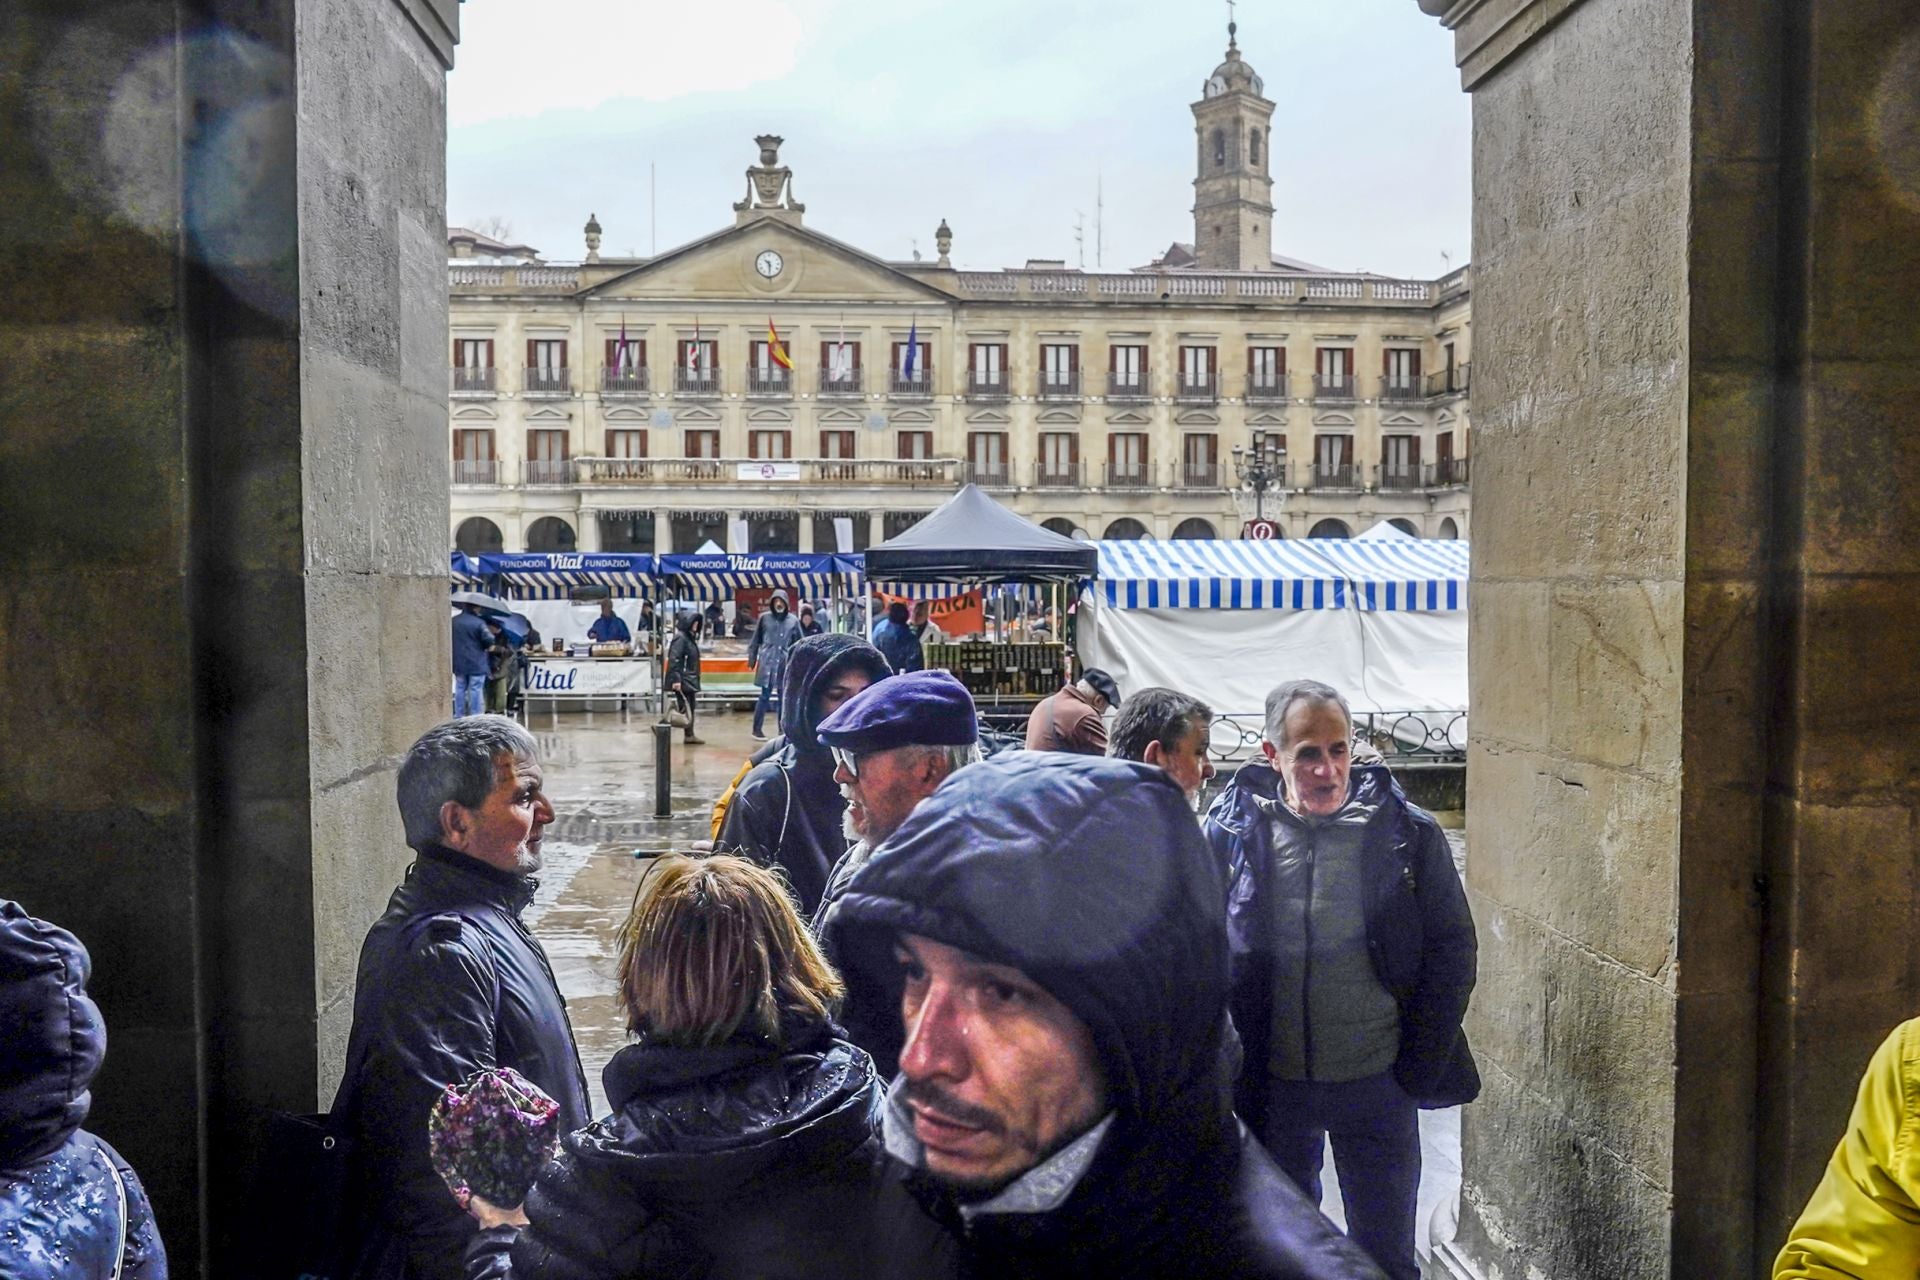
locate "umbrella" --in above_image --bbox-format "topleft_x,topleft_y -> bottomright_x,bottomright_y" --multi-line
451,590 -> 512,615
494,613 -> 535,645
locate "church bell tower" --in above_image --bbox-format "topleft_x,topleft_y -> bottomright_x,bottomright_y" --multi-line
1191,19 -> 1276,271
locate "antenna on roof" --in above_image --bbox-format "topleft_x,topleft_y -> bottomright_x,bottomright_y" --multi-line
1096,173 -> 1104,270
650,163 -> 657,256
1074,213 -> 1085,269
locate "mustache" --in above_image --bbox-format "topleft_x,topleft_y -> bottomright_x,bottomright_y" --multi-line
901,1079 -> 1005,1135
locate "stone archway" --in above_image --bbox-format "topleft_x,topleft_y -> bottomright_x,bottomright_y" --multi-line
1171,517 -> 1219,539
1387,517 -> 1418,536
455,516 -> 504,555
1307,518 -> 1351,539
1437,516 -> 1459,540
1040,517 -> 1076,537
1102,517 -> 1151,540
524,516 -> 577,552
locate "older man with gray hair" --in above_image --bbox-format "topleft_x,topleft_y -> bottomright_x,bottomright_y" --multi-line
1201,680 -> 1478,1280
336,716 -> 589,1280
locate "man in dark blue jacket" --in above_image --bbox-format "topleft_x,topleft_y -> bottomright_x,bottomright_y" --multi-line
825,752 -> 1387,1278
871,601 -> 923,674
1202,680 -> 1477,1280
338,716 -> 590,1280
452,603 -> 493,717
0,901 -> 169,1280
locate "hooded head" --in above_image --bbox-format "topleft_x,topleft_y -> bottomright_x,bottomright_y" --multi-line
832,754 -> 1228,1130
769,589 -> 790,616
778,633 -> 893,757
886,601 -> 910,627
674,611 -> 697,636
0,901 -> 106,1165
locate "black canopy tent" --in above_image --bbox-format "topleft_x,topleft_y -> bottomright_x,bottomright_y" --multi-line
860,485 -> 1097,584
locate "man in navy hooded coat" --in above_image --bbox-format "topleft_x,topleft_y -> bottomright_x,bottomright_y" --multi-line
822,753 -> 1387,1279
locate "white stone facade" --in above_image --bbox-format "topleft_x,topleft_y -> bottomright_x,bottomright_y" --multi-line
447,37 -> 1471,557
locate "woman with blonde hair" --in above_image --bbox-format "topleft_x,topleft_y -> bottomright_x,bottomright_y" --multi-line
463,854 -> 955,1280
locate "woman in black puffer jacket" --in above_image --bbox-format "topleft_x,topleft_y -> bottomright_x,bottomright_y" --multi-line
462,854 -> 956,1280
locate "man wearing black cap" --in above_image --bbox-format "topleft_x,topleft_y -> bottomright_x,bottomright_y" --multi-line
1024,668 -> 1120,755
826,754 -> 1387,1279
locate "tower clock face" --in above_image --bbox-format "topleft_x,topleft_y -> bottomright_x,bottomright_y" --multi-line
755,250 -> 784,279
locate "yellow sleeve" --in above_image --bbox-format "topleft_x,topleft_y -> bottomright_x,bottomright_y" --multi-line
1775,1019 -> 1920,1279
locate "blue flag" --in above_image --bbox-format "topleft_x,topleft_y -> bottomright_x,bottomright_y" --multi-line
904,318 -> 919,380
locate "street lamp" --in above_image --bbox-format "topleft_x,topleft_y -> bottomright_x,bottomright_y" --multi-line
1232,428 -> 1287,521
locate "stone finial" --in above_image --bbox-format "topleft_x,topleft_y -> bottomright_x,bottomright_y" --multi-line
935,218 -> 953,267
583,212 -> 602,262
735,135 -> 806,226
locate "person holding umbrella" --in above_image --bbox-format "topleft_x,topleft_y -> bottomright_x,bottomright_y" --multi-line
451,597 -> 495,718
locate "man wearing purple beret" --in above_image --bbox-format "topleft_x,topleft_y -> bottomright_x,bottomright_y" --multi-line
813,671 -> 983,1074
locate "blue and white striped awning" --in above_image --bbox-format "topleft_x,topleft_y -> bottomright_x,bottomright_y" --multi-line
1094,538 -> 1467,611
658,552 -> 844,601
835,555 -> 1043,603
451,551 -> 484,589
477,553 -> 657,601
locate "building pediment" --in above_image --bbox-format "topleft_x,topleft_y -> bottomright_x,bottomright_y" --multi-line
526,405 -> 572,423
817,405 -> 867,426
675,404 -> 722,425
1037,406 -> 1083,425
1312,411 -> 1356,428
746,406 -> 794,424
1246,408 -> 1289,427
1175,408 -> 1222,427
603,405 -> 650,422
965,407 -> 1012,426
1105,408 -> 1153,426
452,404 -> 498,421
1382,412 -> 1424,429
584,219 -> 957,307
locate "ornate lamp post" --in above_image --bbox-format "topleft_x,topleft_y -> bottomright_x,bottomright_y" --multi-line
1232,428 -> 1287,521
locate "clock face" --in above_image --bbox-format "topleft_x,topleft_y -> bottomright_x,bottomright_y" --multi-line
755,250 -> 784,279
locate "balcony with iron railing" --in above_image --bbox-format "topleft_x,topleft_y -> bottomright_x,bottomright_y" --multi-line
1107,372 -> 1150,401
600,366 -> 649,397
572,456 -> 963,487
1181,461 -> 1226,489
818,366 -> 864,397
452,459 -> 500,486
524,367 -> 572,397
1307,463 -> 1360,490
1034,460 -> 1083,489
1104,462 -> 1153,490
964,461 -> 1014,488
1175,371 -> 1219,404
452,366 -> 497,395
966,371 -> 1010,401
747,368 -> 792,397
889,371 -> 933,399
526,459 -> 573,486
1426,364 -> 1471,397
1312,374 -> 1357,402
1433,457 -> 1471,486
1038,370 -> 1082,401
1380,375 -> 1425,402
1244,374 -> 1289,404
1376,464 -> 1426,491
674,368 -> 722,397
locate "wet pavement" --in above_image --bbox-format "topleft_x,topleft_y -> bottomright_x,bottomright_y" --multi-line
518,706 -> 1466,1258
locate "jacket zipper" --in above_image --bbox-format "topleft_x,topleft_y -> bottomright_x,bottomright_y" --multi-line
1301,831 -> 1316,1080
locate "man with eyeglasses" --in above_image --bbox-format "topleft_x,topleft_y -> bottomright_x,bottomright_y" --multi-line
814,670 -> 982,1075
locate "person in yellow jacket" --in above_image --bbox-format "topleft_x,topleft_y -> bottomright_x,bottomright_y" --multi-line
1776,1017 -> 1920,1278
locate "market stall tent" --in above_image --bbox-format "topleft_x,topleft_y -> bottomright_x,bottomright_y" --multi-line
475,552 -> 657,648
1078,537 -> 1468,721
857,484 -> 1097,587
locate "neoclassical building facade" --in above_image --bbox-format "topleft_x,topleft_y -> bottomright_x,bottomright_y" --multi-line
447,32 -> 1472,557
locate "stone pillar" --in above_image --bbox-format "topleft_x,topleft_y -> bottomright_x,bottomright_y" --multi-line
797,512 -> 815,553
726,509 -> 745,551
869,511 -> 886,547
576,507 -> 601,551
0,0 -> 455,1271
651,509 -> 667,555
1418,0 -> 1920,1275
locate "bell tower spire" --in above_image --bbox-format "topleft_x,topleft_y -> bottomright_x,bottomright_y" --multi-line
1190,21 -> 1275,271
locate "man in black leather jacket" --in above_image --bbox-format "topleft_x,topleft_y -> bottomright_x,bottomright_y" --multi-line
338,716 -> 591,1280
823,752 -> 1388,1279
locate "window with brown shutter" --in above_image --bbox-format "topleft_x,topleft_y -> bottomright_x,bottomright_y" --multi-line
1038,432 -> 1078,486
605,429 -> 647,458
749,430 -> 791,460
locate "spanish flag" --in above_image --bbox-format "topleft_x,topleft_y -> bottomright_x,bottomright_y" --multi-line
767,317 -> 794,371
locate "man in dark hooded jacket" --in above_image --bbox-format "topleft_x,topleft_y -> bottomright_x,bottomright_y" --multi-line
718,633 -> 892,917
0,900 -> 169,1280
824,753 -> 1387,1279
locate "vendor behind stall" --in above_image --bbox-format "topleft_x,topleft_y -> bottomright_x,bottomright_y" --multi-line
587,597 -> 632,645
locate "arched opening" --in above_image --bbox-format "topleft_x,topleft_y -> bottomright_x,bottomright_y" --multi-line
1438,517 -> 1460,540
669,511 -> 727,554
598,511 -> 654,553
1307,518 -> 1352,540
747,511 -> 799,552
524,516 -> 577,552
1389,518 -> 1419,537
1212,128 -> 1226,167
454,516 -> 504,556
1040,517 -> 1076,538
1249,129 -> 1262,166
1103,517 -> 1151,541
1171,517 -> 1218,540
883,511 -> 926,539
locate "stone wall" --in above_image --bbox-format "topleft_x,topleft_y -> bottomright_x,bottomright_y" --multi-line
1430,0 -> 1920,1273
0,0 -> 452,1271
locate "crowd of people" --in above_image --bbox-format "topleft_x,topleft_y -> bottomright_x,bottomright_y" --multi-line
8,631 -> 1912,1278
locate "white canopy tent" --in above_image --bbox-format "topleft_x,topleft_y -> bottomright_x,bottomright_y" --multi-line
1077,538 -> 1468,723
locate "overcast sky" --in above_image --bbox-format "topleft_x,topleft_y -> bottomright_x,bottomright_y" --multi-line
447,0 -> 1469,279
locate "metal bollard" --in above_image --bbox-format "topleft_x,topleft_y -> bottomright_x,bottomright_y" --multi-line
653,720 -> 672,818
